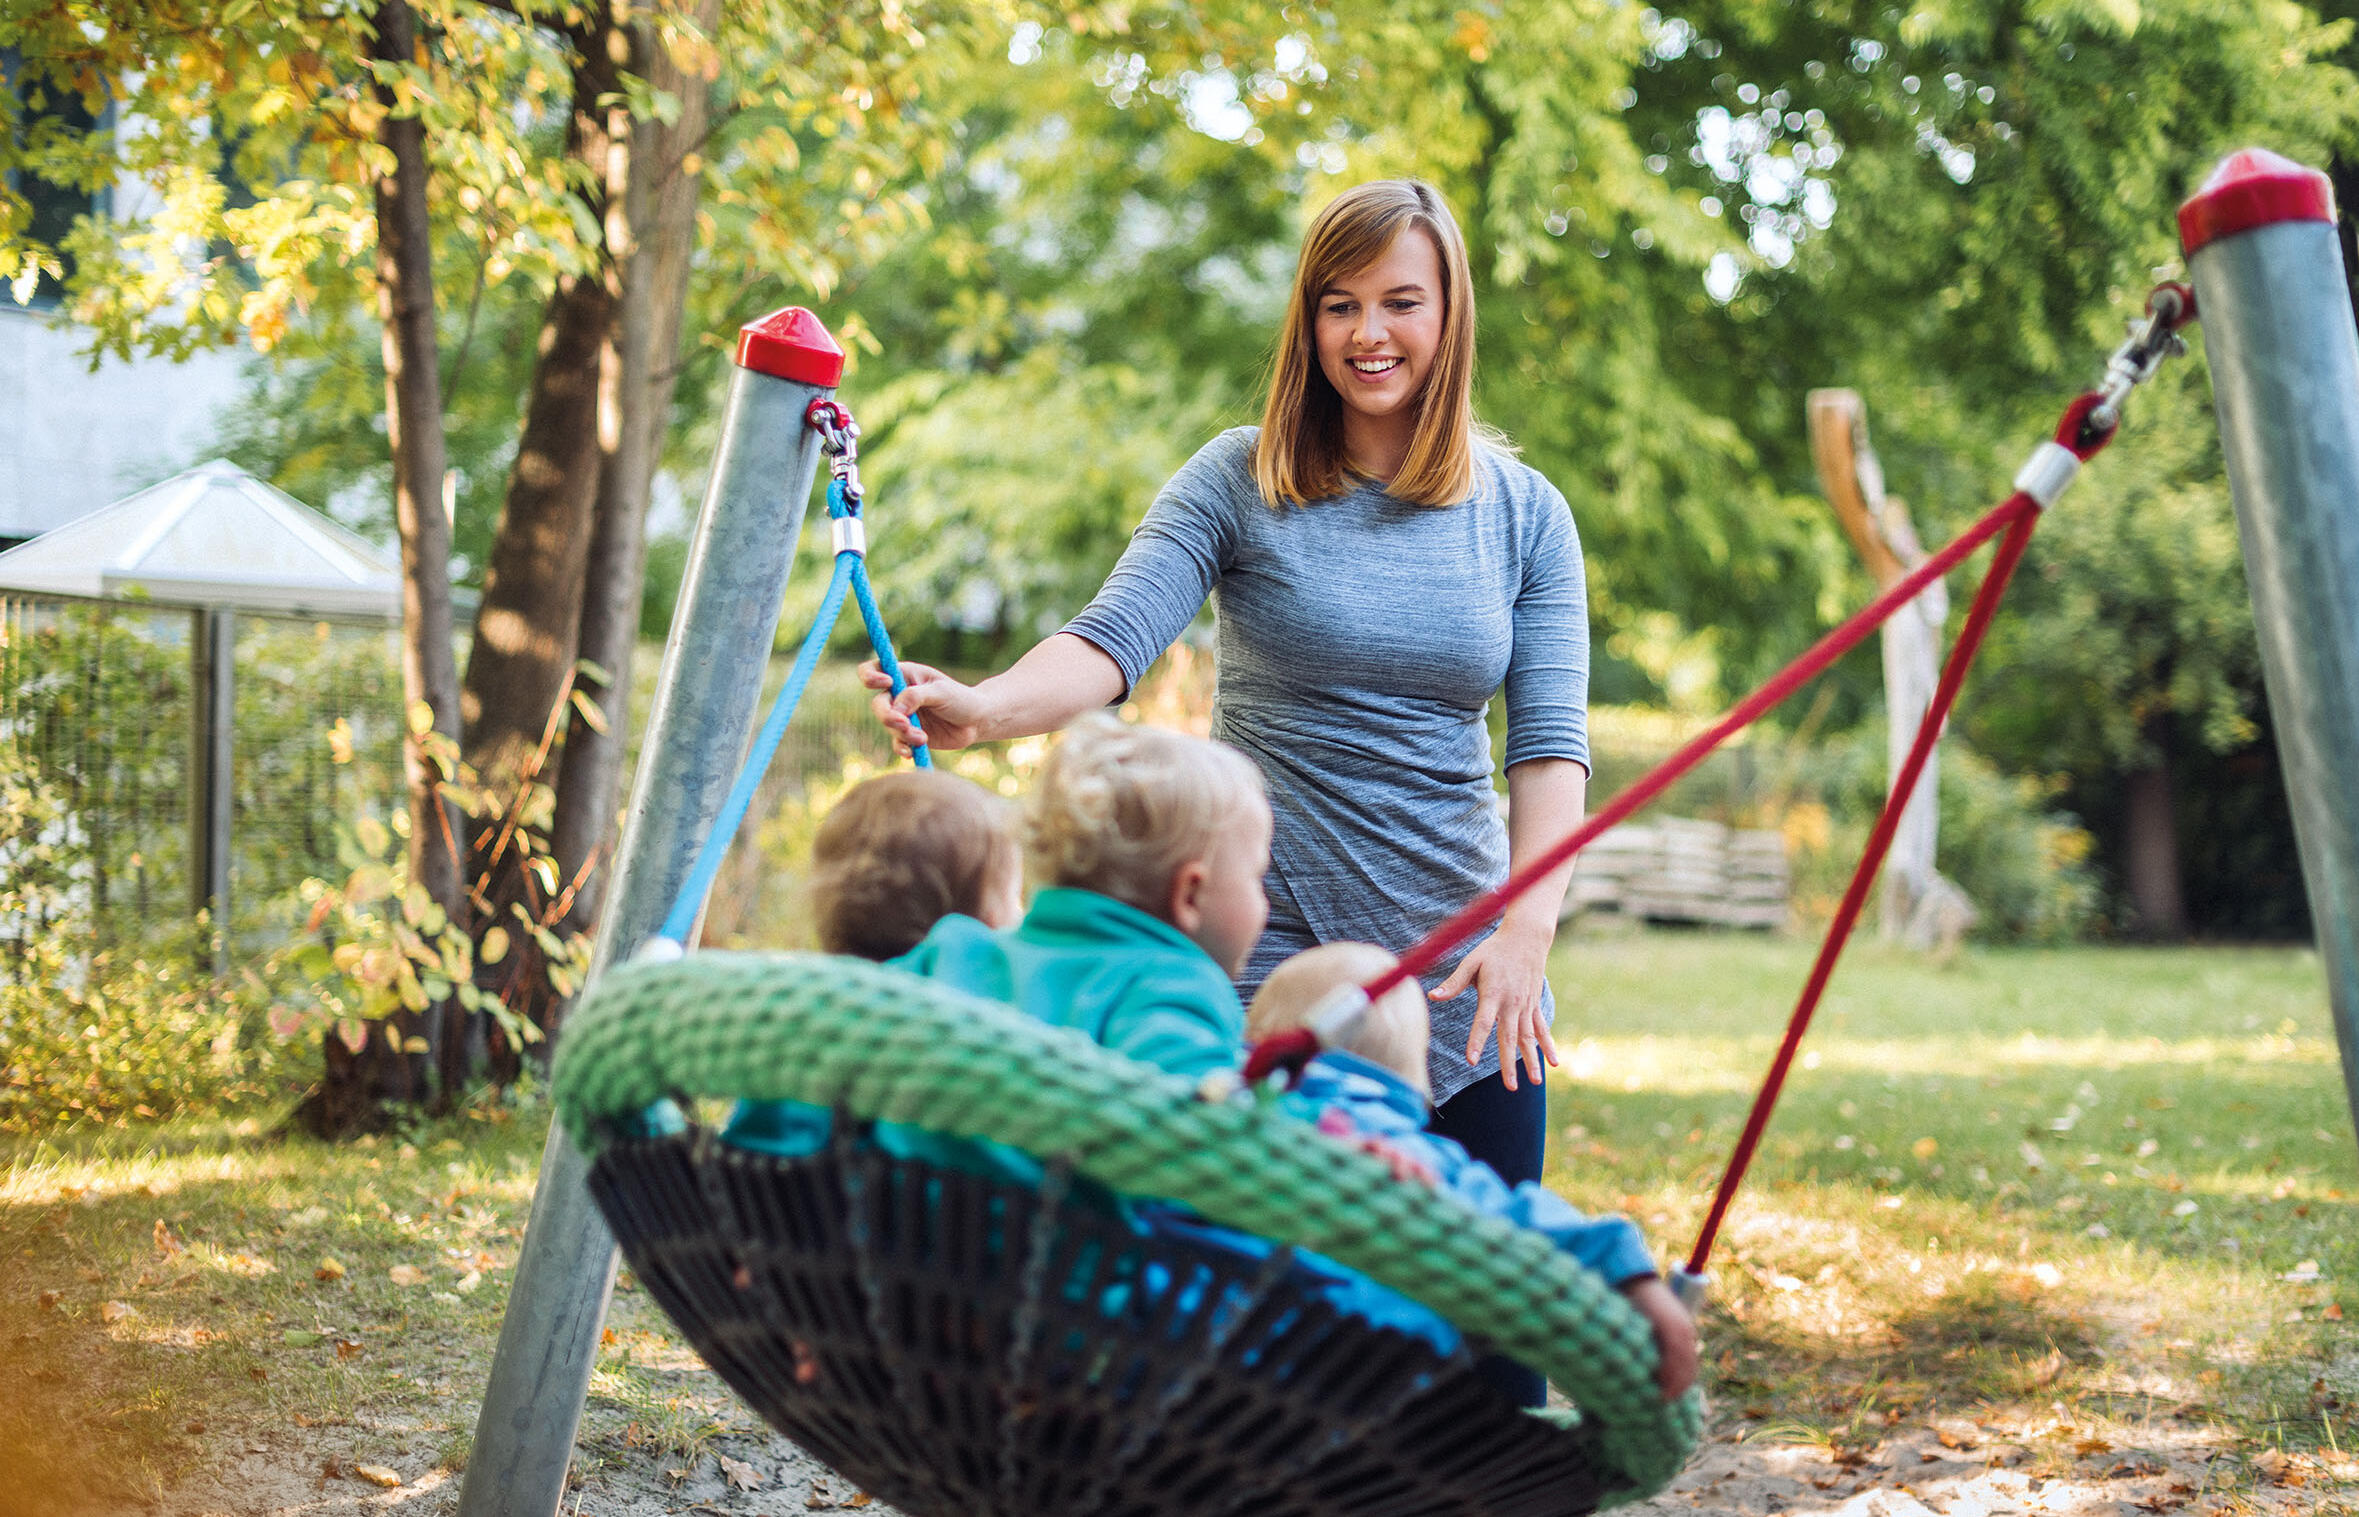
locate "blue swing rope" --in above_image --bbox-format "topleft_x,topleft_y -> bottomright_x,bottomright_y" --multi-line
647,404 -> 926,953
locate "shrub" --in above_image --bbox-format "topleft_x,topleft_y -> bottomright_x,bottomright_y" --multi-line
0,935 -> 296,1130
1782,729 -> 2099,943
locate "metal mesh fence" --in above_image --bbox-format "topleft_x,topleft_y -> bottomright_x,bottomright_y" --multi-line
0,595 -> 404,978
225,615 -> 406,947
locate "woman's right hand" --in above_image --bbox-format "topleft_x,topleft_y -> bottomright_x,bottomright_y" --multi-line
861,660 -> 990,756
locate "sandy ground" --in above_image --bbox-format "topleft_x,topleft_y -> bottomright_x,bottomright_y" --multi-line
151,1402 -> 2353,1517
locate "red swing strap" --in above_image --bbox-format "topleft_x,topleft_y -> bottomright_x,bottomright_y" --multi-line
1682,487 -> 2039,1273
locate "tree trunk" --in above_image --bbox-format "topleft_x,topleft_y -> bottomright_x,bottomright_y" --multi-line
2124,719 -> 2189,939
459,11 -> 637,1079
549,0 -> 719,959
298,0 -> 459,1135
457,23 -> 624,795
2330,151 -> 2359,332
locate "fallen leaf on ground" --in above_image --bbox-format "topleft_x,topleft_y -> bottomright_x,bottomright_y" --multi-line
352,1464 -> 402,1489
315,1258 -> 345,1282
100,1300 -> 136,1324
387,1265 -> 427,1287
335,1337 -> 363,1359
2075,1436 -> 2114,1456
282,1329 -> 322,1347
718,1454 -> 764,1491
37,1289 -> 59,1310
153,1219 -> 183,1257
2245,1443 -> 2302,1481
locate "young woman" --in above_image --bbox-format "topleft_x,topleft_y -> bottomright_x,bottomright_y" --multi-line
866,180 -> 1592,1317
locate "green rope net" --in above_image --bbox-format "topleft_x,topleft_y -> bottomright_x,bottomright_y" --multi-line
554,951 -> 1704,1501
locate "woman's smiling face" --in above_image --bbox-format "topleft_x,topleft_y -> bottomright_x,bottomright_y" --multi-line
1313,228 -> 1445,429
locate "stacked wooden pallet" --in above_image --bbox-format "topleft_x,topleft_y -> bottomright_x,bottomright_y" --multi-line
1564,817 -> 1790,930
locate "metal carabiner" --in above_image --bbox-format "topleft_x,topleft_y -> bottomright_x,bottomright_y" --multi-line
2084,283 -> 2196,440
805,398 -> 864,505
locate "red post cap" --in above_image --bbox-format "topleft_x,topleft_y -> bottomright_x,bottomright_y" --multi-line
735,307 -> 845,387
2178,148 -> 2335,257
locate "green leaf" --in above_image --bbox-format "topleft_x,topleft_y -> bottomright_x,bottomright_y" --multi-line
568,687 -> 609,735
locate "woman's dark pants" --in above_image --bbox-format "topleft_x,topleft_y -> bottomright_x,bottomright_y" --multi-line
1428,1069 -> 1551,1408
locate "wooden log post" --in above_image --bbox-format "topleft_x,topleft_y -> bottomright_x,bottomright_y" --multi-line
1807,389 -> 1975,949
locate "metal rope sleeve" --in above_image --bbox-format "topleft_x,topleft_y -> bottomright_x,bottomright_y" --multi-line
553,950 -> 1704,1501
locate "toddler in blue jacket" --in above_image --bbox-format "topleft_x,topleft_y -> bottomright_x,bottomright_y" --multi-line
1248,940 -> 1699,1400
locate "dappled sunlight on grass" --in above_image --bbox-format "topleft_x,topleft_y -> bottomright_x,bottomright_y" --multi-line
1547,929 -> 2357,1502
1568,1030 -> 2339,1094
0,1099 -> 557,1514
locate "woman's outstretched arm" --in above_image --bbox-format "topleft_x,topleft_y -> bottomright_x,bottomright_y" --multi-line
865,434 -> 1248,755
862,633 -> 1126,755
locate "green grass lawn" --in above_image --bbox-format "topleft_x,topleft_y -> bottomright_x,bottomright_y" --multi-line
1543,928 -> 2358,1488
1,932 -> 2353,1513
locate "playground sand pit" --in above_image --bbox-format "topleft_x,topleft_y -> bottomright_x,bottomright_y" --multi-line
134,1407 -> 2352,1517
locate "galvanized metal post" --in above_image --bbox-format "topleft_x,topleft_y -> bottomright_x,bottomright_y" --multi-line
188,605 -> 233,976
457,308 -> 846,1517
2182,149 -> 2359,1155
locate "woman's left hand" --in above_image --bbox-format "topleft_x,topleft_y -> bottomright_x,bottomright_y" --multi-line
1428,912 -> 1559,1091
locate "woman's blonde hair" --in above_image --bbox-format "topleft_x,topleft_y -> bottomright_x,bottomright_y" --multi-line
1027,714 -> 1267,918
808,769 -> 1018,962
1247,941 -> 1432,1099
1254,178 -> 1484,509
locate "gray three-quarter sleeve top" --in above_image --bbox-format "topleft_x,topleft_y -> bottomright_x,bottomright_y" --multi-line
1062,426 -> 1591,1103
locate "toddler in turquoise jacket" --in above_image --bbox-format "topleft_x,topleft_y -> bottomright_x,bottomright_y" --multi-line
725,715 -> 1269,1162
896,712 -> 1272,1079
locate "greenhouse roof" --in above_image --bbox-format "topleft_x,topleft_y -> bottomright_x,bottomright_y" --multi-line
0,459 -> 403,622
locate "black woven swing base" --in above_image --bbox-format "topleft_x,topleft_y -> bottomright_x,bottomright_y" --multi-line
588,1134 -> 1622,1517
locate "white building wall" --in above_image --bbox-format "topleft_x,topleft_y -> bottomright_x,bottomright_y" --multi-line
0,303 -> 247,541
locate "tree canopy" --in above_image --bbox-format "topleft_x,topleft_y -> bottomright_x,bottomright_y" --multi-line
9,0 -> 2354,936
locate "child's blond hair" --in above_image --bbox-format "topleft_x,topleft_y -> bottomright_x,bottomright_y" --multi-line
808,769 -> 1018,961
1027,713 -> 1266,917
1248,941 -> 1432,1099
